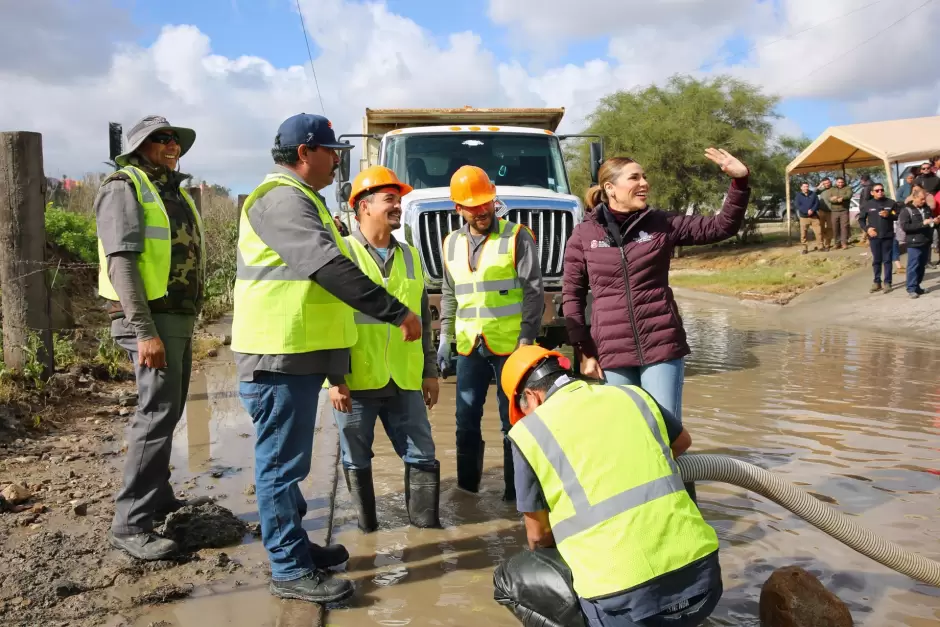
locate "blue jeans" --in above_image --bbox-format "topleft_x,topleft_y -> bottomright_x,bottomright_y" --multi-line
603,359 -> 685,427
333,391 -> 436,470
892,238 -> 902,262
581,587 -> 722,627
906,244 -> 931,293
239,372 -> 323,581
455,343 -> 510,450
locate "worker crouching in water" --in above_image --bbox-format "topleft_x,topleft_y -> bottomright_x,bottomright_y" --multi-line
438,166 -> 544,501
328,166 -> 442,531
493,345 -> 722,627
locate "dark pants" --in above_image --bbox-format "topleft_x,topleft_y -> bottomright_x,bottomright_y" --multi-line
111,314 -> 195,535
831,211 -> 850,246
869,237 -> 893,285
455,342 -> 510,448
494,549 -> 721,627
906,244 -> 931,293
238,372 -> 324,581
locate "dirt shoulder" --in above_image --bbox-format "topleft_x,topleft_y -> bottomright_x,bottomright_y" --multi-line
673,244 -> 940,338
669,229 -> 870,305
783,260 -> 940,338
0,335 -> 235,627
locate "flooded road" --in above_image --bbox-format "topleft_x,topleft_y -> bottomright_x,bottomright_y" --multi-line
134,299 -> 939,626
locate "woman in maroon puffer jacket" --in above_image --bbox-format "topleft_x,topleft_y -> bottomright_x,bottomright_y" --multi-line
563,148 -> 750,431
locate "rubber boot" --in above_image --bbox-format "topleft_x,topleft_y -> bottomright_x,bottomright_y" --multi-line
502,439 -> 516,502
343,467 -> 378,533
405,461 -> 441,528
456,440 -> 485,493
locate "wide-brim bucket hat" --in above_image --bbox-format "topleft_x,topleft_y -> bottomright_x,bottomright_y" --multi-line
115,115 -> 196,167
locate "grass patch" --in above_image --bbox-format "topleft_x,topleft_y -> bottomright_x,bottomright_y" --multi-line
670,241 -> 866,304
193,335 -> 223,361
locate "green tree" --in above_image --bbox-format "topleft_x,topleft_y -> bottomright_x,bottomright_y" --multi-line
567,75 -> 780,215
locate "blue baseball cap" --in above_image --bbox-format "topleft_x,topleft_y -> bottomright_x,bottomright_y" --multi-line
274,113 -> 352,150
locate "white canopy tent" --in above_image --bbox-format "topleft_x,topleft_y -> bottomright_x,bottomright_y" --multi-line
784,115 -> 940,243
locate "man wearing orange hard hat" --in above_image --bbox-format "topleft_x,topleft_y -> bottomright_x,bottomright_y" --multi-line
438,164 -> 544,502
327,165 -> 444,533
493,345 -> 723,627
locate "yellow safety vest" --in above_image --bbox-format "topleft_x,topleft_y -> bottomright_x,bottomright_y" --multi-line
443,219 -> 524,356
508,380 -> 719,600
231,173 -> 356,354
96,165 -> 205,301
344,237 -> 425,391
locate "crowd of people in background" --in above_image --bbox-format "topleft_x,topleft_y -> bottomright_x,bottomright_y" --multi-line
794,155 -> 940,298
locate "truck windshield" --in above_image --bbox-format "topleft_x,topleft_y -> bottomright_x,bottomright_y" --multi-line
385,132 -> 570,194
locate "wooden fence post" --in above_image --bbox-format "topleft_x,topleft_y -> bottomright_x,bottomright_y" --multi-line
187,186 -> 203,214
0,132 -> 53,378
237,194 -> 247,214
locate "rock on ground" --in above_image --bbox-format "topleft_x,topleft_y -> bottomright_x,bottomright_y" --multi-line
759,565 -> 854,627
2,482 -> 32,504
157,503 -> 249,552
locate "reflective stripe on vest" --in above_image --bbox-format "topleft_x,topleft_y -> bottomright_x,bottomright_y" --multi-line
509,381 -> 719,599
344,237 -> 425,391
230,173 -> 357,354
443,219 -> 523,356
96,165 -> 205,301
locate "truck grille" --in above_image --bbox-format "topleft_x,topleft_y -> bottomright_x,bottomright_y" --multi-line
417,209 -> 573,281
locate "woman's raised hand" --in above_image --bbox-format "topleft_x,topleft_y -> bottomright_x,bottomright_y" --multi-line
704,148 -> 748,179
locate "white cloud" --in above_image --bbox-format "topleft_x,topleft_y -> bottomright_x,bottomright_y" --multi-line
487,0 -> 761,46
1,0 -> 937,193
0,0 -> 509,192
724,0 -> 940,101
489,0 -> 940,135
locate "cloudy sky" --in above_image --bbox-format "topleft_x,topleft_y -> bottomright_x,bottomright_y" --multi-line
2,0 -> 938,194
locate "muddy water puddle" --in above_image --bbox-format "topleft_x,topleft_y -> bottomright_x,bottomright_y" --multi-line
133,303 -> 939,626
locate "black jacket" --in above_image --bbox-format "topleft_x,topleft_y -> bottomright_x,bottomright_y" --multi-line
858,197 -> 900,238
898,203 -> 934,247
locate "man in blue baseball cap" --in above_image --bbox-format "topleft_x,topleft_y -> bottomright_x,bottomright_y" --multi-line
231,113 -> 422,604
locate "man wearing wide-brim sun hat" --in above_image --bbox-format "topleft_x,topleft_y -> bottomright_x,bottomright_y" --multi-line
93,114 -> 208,561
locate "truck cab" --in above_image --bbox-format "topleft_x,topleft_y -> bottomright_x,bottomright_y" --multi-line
335,107 -> 600,351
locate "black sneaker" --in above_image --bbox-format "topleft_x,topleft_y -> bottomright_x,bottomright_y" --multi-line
109,531 -> 179,561
269,570 -> 354,604
309,541 -> 349,568
916,287 -> 926,295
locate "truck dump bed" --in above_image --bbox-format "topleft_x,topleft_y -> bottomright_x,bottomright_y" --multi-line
363,107 -> 565,136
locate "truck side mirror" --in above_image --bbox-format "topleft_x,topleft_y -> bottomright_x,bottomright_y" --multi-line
338,149 -> 351,183
337,182 -> 352,205
589,142 -> 603,186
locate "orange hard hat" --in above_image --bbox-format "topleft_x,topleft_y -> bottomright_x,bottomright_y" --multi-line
449,165 -> 496,208
501,344 -> 571,426
349,165 -> 413,207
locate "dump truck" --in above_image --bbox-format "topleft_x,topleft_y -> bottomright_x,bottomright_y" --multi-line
334,107 -> 602,358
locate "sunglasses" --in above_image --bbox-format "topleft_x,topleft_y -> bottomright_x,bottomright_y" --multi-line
149,132 -> 179,145
873,189 -> 884,193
